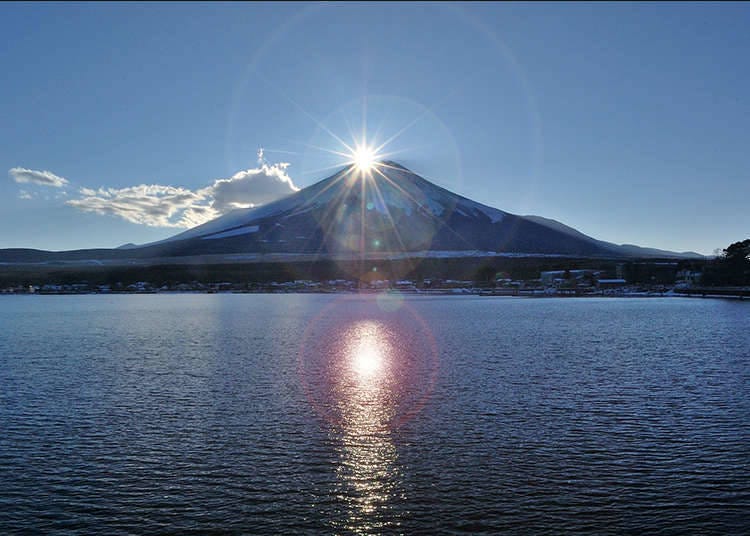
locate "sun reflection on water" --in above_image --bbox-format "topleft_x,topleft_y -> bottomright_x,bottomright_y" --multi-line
350,324 -> 385,379
334,321 -> 402,533
297,297 -> 440,533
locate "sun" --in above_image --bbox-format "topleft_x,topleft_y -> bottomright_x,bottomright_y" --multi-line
352,145 -> 378,172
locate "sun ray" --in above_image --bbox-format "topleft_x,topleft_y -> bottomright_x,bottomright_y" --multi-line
297,162 -> 357,177
290,140 -> 353,159
285,104 -> 356,156
358,166 -> 368,286
298,167 -> 361,257
361,94 -> 368,151
294,166 -> 358,214
260,148 -> 303,156
372,166 -> 475,249
367,171 -> 410,255
369,85 -> 467,157
251,70 -> 357,156
370,103 -> 446,157
286,169 -> 353,219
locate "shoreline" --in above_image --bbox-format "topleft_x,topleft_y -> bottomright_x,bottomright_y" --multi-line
2,288 -> 747,300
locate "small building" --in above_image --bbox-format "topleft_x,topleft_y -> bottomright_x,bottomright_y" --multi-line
676,269 -> 702,287
540,270 -> 598,287
597,278 -> 627,289
394,280 -> 416,291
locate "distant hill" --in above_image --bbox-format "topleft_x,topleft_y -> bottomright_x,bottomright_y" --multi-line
522,215 -> 703,259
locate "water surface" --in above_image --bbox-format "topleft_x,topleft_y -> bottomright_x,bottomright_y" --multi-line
1,294 -> 748,534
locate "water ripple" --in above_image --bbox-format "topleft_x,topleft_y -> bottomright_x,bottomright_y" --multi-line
0,295 -> 748,534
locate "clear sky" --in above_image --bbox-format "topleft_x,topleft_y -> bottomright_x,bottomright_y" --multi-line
1,2 -> 748,255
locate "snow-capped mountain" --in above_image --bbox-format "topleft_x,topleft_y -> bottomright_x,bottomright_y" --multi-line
126,160 -> 620,258
0,161 -> 702,262
146,161 -> 517,256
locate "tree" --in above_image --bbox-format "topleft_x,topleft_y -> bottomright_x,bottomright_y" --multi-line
724,239 -> 750,263
702,239 -> 750,286
473,264 -> 497,287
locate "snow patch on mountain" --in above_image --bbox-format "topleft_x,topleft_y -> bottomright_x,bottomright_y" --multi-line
201,225 -> 260,240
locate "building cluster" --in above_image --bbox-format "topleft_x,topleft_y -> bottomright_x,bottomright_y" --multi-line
1,265 -> 704,296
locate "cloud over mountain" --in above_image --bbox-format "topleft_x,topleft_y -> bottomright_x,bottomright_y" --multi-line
64,162 -> 298,228
67,185 -> 214,228
211,164 -> 299,212
9,167 -> 69,188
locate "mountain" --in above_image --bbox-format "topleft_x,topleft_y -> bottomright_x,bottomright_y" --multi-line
0,161 -> 702,263
522,215 -> 704,259
131,161 -> 619,259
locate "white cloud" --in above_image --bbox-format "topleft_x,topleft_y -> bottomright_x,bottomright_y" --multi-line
18,190 -> 33,200
179,205 -> 221,228
66,184 -> 212,228
9,167 -> 69,188
211,163 -> 299,213
65,162 -> 299,228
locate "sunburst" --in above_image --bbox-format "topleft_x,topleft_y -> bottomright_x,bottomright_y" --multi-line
352,145 -> 378,173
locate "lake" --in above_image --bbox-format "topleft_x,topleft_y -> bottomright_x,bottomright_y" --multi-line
1,294 -> 748,534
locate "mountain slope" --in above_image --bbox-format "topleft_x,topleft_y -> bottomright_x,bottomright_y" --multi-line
523,215 -> 703,259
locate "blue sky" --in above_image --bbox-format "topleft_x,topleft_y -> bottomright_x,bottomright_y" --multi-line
1,2 -> 748,255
